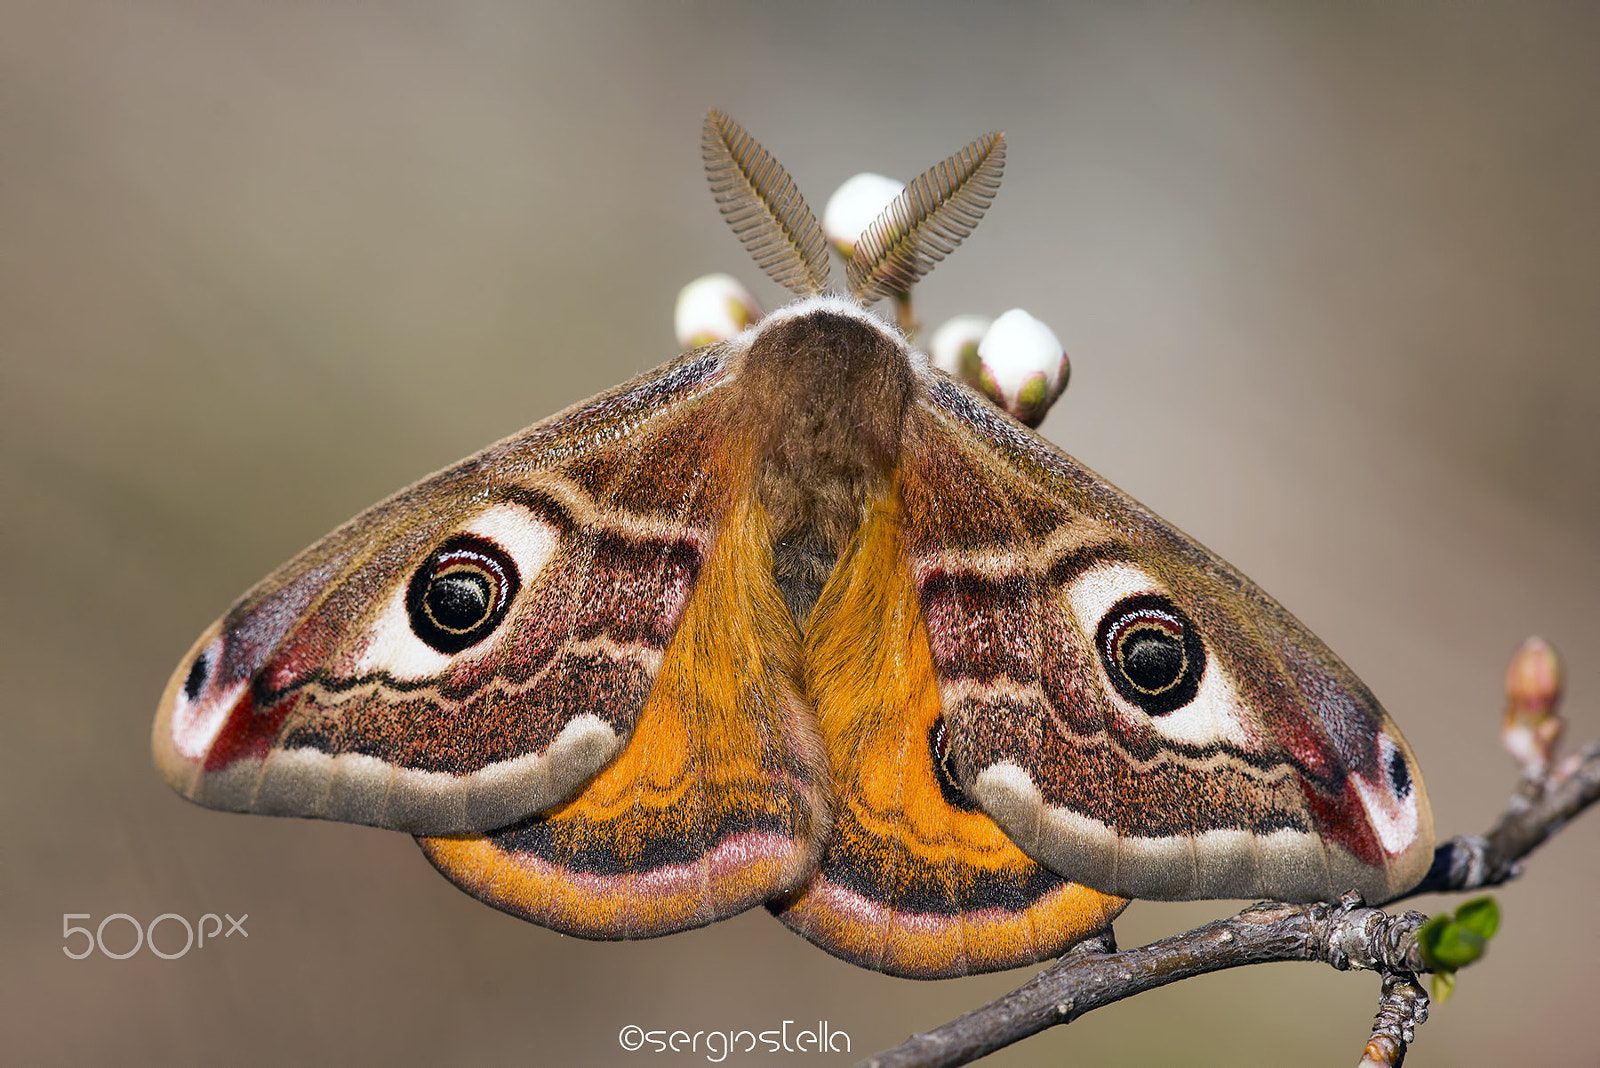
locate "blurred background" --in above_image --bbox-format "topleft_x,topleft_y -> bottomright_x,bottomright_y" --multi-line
4,3 -> 1597,1065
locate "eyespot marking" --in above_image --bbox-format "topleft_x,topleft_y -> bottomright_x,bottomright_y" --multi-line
406,534 -> 521,655
1095,594 -> 1205,715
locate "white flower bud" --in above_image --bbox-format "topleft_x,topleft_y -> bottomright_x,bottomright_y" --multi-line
674,273 -> 763,348
822,173 -> 904,257
927,314 -> 993,380
974,309 -> 1070,427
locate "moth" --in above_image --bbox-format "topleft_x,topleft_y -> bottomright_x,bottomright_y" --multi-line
153,111 -> 1433,979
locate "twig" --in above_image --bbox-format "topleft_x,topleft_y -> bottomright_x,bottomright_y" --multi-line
1406,741 -> 1600,898
1357,974 -> 1429,1067
861,894 -> 1427,1068
862,733 -> 1600,1068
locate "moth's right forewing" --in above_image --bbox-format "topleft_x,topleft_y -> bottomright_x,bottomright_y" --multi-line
903,376 -> 1433,905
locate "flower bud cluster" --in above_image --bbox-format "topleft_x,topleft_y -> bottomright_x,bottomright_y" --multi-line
673,171 -> 1072,427
929,309 -> 1069,427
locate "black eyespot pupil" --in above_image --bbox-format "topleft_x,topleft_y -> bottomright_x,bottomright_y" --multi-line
1095,594 -> 1206,716
405,534 -> 521,655
426,570 -> 493,633
183,654 -> 209,702
1388,747 -> 1413,798
1120,628 -> 1185,693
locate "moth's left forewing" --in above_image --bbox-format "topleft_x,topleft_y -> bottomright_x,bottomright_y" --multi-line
154,345 -> 757,835
908,376 -> 1433,905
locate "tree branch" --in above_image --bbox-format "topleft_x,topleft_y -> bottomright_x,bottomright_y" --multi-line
1356,974 -> 1428,1068
1406,741 -> 1600,898
863,640 -> 1593,1068
860,895 -> 1431,1068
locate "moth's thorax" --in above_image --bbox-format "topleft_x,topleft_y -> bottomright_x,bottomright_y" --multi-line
736,299 -> 920,625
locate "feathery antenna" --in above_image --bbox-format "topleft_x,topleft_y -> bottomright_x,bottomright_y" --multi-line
845,132 -> 1005,302
702,111 -> 831,297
